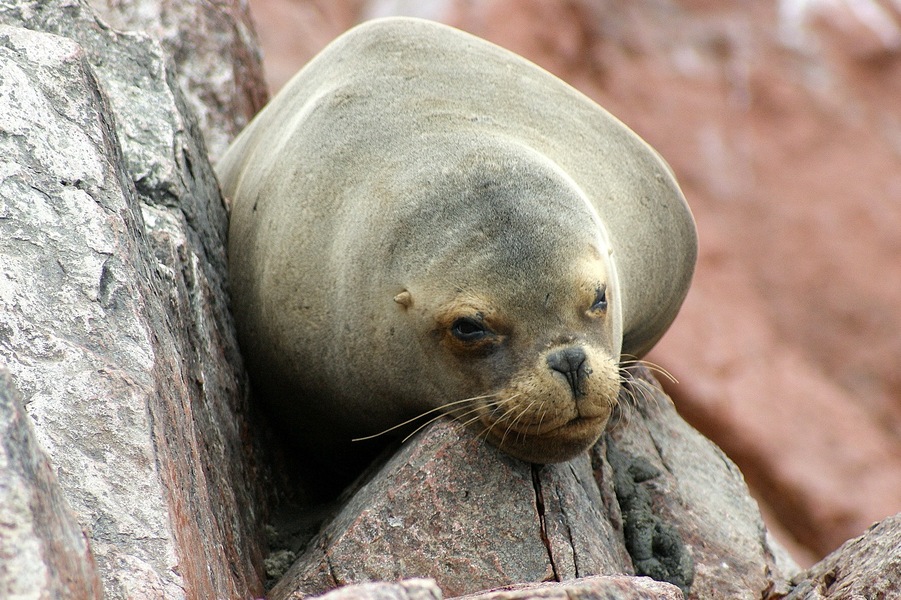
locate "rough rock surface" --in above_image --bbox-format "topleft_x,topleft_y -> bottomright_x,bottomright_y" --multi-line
308,578 -> 443,600
0,1 -> 266,597
269,370 -> 796,600
451,576 -> 684,600
300,575 -> 684,600
785,514 -> 901,599
244,0 -> 901,564
87,0 -> 268,162
0,371 -> 103,599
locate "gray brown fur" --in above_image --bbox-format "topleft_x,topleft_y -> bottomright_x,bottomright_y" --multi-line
217,18 -> 697,464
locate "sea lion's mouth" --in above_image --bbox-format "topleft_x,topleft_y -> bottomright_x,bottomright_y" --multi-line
479,412 -> 608,443
477,412 -> 610,464
531,415 -> 607,439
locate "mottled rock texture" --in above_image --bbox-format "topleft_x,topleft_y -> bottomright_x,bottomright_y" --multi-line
0,372 -> 103,600
786,514 -> 901,600
300,575 -> 685,600
245,0 -> 901,565
0,1 -> 267,597
269,370 -> 796,600
87,0 -> 268,161
451,576 -> 684,600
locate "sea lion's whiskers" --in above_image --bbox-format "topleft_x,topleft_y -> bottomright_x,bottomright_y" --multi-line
352,392 -> 501,442
498,398 -> 538,450
471,393 -> 523,441
535,404 -> 549,436
464,394 -> 520,432
618,357 -> 678,384
632,377 -> 663,411
617,369 -> 661,413
402,392 -> 521,444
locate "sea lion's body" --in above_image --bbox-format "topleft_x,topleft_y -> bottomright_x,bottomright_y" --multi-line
217,18 -> 697,467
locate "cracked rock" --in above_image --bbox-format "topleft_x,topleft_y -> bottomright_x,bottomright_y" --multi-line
0,1 -> 268,597
785,514 -> 901,599
267,368 -> 797,600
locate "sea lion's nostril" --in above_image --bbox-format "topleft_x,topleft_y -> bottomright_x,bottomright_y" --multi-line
547,346 -> 589,396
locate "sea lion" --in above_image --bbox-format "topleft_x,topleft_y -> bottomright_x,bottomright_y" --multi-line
217,17 -> 697,468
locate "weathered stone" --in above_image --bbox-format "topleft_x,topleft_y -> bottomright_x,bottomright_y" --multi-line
534,452 -> 632,581
606,370 -> 801,599
269,370 -> 795,600
308,578 -> 443,600
0,2 -> 266,597
300,575 -> 686,600
785,514 -> 901,599
0,371 -> 103,600
87,0 -> 268,161
451,575 -> 684,600
270,423 -> 554,599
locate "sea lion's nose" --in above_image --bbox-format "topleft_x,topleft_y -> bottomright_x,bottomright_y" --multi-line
546,346 -> 589,397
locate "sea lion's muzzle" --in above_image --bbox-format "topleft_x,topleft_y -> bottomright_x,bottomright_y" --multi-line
546,345 -> 590,397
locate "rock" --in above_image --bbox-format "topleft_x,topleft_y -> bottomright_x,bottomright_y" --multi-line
451,575 -> 684,600
300,575 -> 685,600
785,514 -> 901,599
0,1 -> 266,598
86,0 -> 268,161
270,422 -> 556,599
0,371 -> 103,599
605,368 -> 798,599
309,578 -> 443,600
269,369 -> 795,600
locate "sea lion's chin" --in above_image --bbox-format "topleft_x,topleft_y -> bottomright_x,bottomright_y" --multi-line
469,349 -> 620,464
482,412 -> 612,464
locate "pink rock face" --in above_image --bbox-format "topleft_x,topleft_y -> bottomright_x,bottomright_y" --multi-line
245,0 -> 901,564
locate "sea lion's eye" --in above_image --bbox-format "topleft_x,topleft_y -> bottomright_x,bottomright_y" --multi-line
591,286 -> 607,312
451,317 -> 488,342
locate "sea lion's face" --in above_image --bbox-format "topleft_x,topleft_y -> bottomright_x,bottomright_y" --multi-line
387,143 -> 623,463
398,252 -> 621,464
441,265 -> 618,463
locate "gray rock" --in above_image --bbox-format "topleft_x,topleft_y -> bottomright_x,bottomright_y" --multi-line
308,578 -> 443,600
0,371 -> 103,600
270,423 -> 553,599
269,369 -> 796,600
86,0 -> 268,162
606,368 -> 800,598
450,575 -> 684,599
785,514 -> 901,599
0,1 -> 266,597
298,575 -> 685,600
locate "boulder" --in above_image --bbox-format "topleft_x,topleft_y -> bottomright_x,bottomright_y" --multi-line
299,575 -> 685,600
86,0 -> 268,161
268,369 -> 797,600
451,576 -> 684,600
786,514 -> 901,599
0,372 -> 103,599
0,1 -> 267,597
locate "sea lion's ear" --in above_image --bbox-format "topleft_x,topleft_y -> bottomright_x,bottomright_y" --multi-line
394,290 -> 413,308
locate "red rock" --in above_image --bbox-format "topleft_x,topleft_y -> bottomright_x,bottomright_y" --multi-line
785,513 -> 901,599
267,370 -> 794,600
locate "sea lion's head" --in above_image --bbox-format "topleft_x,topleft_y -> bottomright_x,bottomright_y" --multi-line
385,138 -> 623,463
